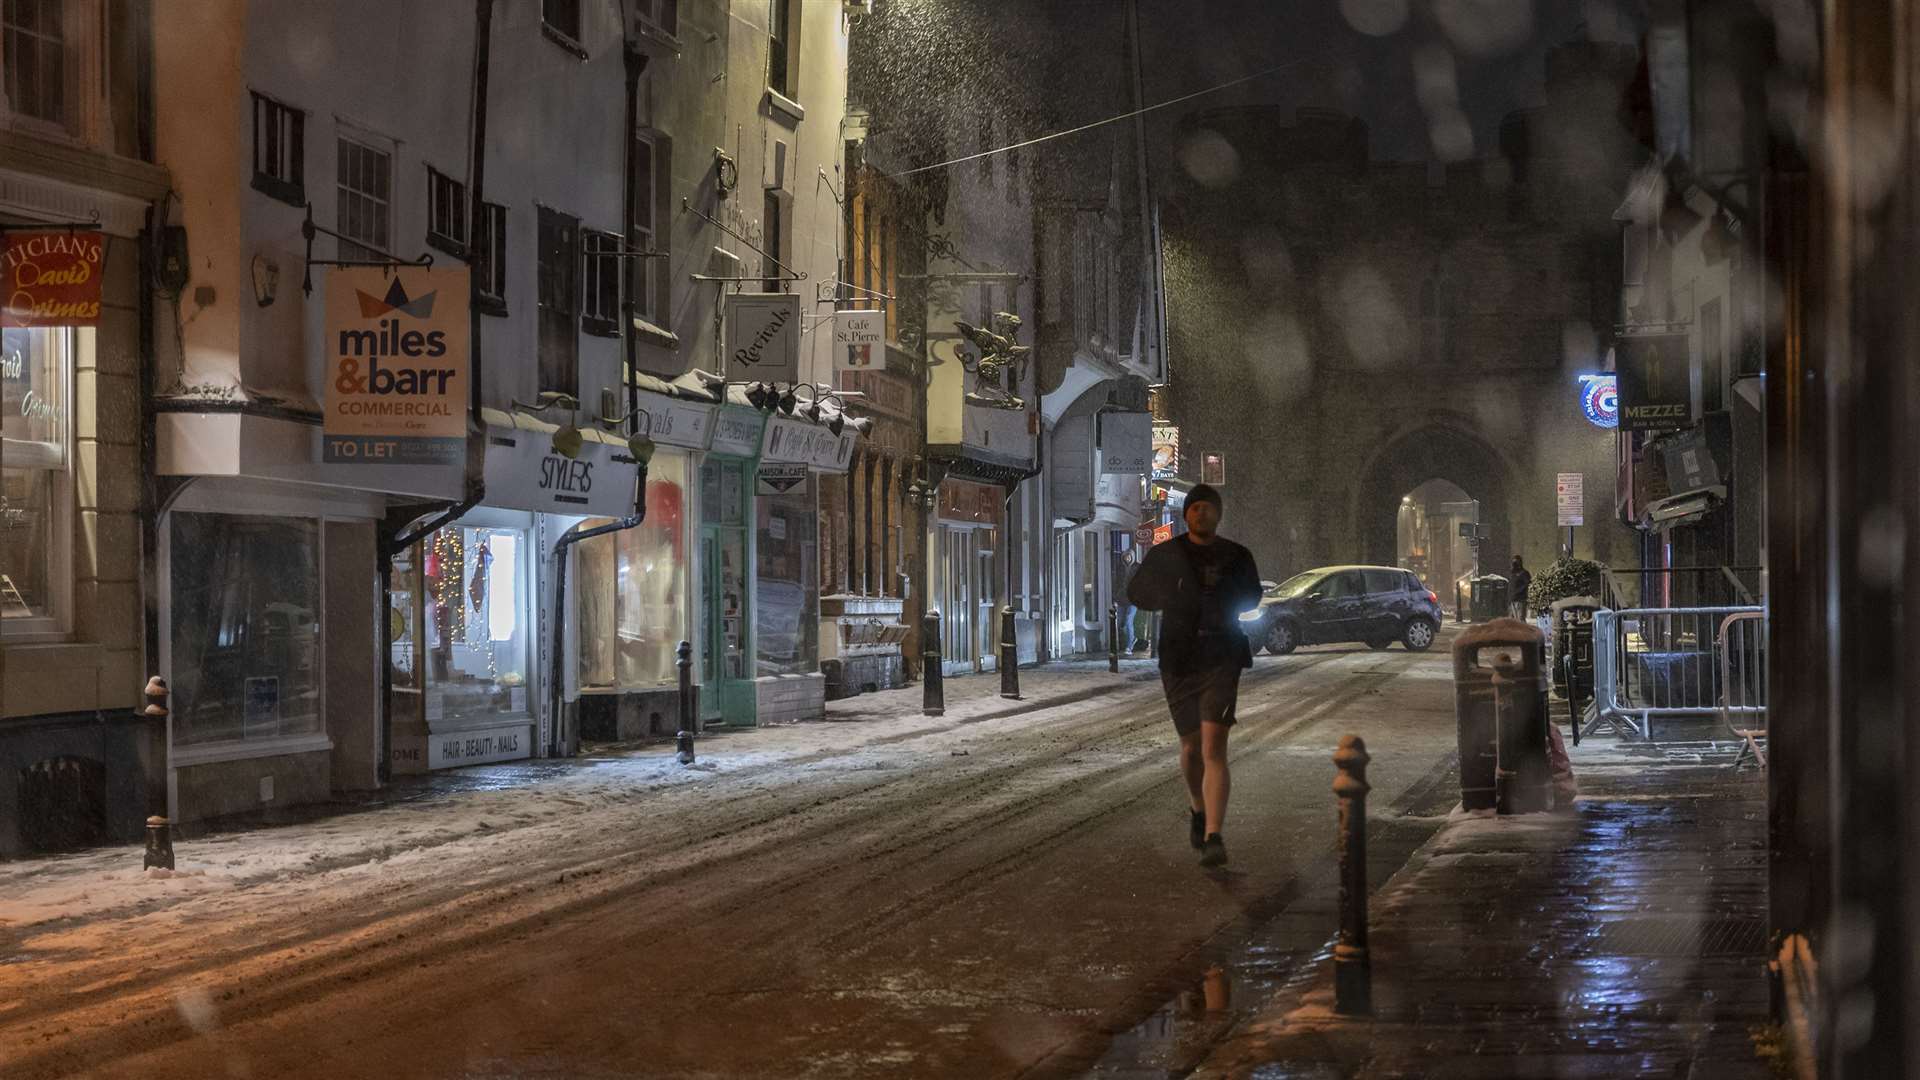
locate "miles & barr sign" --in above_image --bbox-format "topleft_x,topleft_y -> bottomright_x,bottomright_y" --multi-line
325,268 -> 469,464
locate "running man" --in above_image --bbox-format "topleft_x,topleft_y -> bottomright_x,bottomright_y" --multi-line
1126,484 -> 1263,867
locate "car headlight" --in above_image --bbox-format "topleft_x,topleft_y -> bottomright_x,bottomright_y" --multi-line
1238,609 -> 1265,623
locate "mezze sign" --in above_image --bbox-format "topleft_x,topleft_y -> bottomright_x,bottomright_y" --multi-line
324,268 -> 470,464
1615,333 -> 1690,431
3,231 -> 105,328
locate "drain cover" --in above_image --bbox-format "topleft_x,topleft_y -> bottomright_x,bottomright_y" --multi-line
1590,916 -> 1765,957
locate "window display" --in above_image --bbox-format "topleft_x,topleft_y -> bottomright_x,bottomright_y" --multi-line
168,513 -> 323,745
1,326 -> 69,631
577,454 -> 690,689
756,485 -> 817,676
422,524 -> 531,722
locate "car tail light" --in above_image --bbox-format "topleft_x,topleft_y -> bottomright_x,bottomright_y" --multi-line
1426,591 -> 1438,602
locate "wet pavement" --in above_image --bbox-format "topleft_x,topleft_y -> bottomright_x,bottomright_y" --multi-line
1191,740 -> 1772,1079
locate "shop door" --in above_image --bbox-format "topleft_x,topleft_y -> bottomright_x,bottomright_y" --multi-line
942,528 -> 975,674
700,460 -> 756,725
974,527 -> 998,670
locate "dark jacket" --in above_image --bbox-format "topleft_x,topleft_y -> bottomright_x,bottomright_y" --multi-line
1126,535 -> 1263,674
1511,567 -> 1533,609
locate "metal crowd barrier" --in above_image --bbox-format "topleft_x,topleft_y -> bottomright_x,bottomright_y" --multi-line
1587,605 -> 1766,745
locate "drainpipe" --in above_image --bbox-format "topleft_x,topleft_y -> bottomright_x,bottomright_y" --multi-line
376,0 -> 493,783
546,40 -> 656,759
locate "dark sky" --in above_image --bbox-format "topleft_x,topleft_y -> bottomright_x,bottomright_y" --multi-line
1123,0 -> 1645,163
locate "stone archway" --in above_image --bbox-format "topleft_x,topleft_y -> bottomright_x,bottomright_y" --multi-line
1355,422 -> 1515,573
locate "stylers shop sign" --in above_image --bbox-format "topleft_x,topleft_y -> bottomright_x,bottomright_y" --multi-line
324,268 -> 470,464
3,231 -> 105,327
725,293 -> 800,384
481,427 -> 641,518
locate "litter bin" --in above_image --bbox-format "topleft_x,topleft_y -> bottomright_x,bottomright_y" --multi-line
1451,619 -> 1553,814
1469,574 -> 1510,623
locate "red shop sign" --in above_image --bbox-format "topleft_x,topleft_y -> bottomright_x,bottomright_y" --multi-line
3,230 -> 106,328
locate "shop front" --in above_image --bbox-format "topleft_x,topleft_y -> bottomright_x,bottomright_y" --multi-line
385,410 -> 646,771
697,404 -> 767,727
752,413 -> 858,723
935,478 -> 1003,675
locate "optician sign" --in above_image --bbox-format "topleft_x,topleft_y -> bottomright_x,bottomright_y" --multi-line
482,427 -> 642,517
1578,373 -> 1619,429
3,230 -> 105,328
324,268 -> 470,463
725,292 -> 800,383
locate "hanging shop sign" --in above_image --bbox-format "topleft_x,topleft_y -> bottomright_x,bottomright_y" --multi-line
762,414 -> 856,472
725,292 -> 800,383
1615,333 -> 1690,431
482,426 -> 641,517
1556,472 -> 1585,527
1098,411 -> 1154,474
3,230 -> 106,327
634,389 -> 715,450
709,407 -> 767,457
324,268 -> 470,464
1151,424 -> 1180,480
834,309 -> 884,371
1578,373 -> 1619,429
755,463 -> 810,497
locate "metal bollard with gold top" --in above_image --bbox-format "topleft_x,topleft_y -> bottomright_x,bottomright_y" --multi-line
140,677 -> 175,870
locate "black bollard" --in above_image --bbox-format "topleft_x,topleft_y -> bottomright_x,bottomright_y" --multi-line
675,640 -> 696,765
1333,734 -> 1372,1015
999,607 -> 1020,700
139,677 -> 173,870
923,609 -> 945,716
1108,603 -> 1121,673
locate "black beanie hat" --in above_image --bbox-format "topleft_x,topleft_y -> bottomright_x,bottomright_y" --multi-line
1186,483 -> 1223,512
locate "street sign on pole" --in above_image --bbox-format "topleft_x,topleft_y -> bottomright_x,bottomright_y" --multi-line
1556,472 -> 1585,527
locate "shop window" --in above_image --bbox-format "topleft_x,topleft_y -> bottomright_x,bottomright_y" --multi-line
422,524 -> 531,723
251,92 -> 305,206
1,326 -> 71,638
167,514 -> 323,745
336,134 -> 392,262
577,454 -> 690,690
756,485 -> 817,677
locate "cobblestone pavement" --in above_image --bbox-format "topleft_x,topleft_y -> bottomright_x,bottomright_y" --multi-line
1193,741 -> 1774,1079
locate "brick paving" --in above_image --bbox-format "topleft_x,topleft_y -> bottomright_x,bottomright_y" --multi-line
1195,743 -> 1775,1079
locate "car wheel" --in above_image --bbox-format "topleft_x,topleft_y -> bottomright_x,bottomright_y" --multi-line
1367,638 -> 1394,651
1402,618 -> 1437,652
1266,620 -> 1297,655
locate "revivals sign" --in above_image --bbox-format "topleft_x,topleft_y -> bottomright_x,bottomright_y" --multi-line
3,231 -> 106,328
725,293 -> 799,383
324,268 -> 470,464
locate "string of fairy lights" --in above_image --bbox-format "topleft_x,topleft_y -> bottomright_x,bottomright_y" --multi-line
427,527 -> 501,681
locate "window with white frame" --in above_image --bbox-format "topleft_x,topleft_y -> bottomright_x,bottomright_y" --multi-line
336,135 -> 392,262
426,165 -> 467,257
474,200 -> 507,312
2,0 -> 66,127
631,129 -> 665,324
582,230 -> 621,337
1,325 -> 71,637
251,93 -> 305,206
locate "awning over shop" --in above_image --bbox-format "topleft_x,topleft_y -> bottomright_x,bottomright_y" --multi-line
479,407 -> 644,518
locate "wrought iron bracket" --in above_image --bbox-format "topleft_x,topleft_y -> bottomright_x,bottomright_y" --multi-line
300,203 -> 434,296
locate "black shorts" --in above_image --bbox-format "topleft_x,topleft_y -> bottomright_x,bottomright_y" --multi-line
1160,665 -> 1242,737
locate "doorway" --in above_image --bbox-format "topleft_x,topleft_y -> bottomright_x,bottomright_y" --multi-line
1396,479 -> 1476,615
699,458 -> 755,725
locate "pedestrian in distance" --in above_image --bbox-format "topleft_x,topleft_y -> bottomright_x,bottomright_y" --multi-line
1125,483 -> 1263,868
1509,555 -> 1533,621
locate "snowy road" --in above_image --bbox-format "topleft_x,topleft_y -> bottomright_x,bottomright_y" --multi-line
1,635 -> 1464,1079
